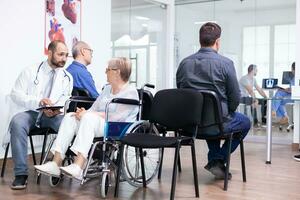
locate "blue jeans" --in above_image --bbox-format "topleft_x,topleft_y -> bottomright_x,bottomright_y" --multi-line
272,90 -> 293,118
9,111 -> 63,176
206,112 -> 250,163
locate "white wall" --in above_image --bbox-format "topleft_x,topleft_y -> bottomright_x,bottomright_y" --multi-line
0,0 -> 111,157
175,5 -> 296,78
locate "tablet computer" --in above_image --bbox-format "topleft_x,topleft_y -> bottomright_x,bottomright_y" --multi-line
36,106 -> 64,111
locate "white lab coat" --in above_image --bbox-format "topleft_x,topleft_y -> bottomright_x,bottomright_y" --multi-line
2,61 -> 73,147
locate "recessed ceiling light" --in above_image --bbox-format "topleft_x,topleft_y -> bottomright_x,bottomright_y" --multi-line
135,16 -> 150,20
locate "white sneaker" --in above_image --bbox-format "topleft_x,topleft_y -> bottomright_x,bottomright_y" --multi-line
34,161 -> 61,177
60,164 -> 83,180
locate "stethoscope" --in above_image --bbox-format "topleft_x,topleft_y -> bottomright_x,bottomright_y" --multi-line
34,61 -> 71,85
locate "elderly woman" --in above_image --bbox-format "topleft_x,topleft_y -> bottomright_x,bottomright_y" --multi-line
35,57 -> 139,179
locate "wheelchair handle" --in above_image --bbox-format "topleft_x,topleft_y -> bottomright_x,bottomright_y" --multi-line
144,83 -> 155,89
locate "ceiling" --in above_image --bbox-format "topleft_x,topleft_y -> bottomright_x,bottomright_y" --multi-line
112,0 -> 296,10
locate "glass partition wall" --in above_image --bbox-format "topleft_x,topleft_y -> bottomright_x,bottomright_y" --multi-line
111,0 -> 167,90
175,0 -> 296,143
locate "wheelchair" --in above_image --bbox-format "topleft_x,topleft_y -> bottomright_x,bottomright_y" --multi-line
37,84 -> 162,198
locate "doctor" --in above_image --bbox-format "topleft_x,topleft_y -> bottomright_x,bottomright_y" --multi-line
7,40 -> 73,190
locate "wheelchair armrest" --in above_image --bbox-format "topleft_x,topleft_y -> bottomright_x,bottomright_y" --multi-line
70,96 -> 96,102
111,98 -> 139,106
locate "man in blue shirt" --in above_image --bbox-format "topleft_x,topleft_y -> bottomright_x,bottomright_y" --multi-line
272,62 -> 295,125
67,41 -> 99,98
176,22 -> 250,180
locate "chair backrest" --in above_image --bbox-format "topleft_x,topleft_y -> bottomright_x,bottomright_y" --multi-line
149,89 -> 203,137
68,87 -> 94,111
196,90 -> 224,137
72,87 -> 90,97
137,89 -> 154,120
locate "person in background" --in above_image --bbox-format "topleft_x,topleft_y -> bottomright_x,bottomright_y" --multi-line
272,62 -> 295,125
239,64 -> 267,127
6,40 -> 73,190
176,22 -> 250,180
34,57 -> 138,180
67,41 -> 99,98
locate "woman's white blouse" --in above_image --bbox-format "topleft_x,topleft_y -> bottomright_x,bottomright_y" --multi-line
88,84 -> 139,122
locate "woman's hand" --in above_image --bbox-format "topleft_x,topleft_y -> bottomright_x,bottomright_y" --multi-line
74,107 -> 87,120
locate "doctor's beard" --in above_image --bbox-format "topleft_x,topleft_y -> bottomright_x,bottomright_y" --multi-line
50,57 -> 66,68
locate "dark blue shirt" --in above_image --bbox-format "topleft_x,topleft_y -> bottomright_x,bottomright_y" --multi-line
66,61 -> 99,98
176,47 -> 241,117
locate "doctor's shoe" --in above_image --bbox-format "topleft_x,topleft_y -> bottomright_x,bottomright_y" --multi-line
11,175 -> 28,190
60,164 -> 83,180
34,161 -> 61,177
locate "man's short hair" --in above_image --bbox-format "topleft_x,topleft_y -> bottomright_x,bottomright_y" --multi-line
248,64 -> 257,73
48,40 -> 66,52
292,62 -> 295,70
199,22 -> 221,47
72,41 -> 89,59
108,57 -> 132,82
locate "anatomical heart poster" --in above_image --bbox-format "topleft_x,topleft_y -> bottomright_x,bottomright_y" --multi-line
44,0 -> 81,54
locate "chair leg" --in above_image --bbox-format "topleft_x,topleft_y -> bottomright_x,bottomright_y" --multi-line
174,132 -> 182,173
1,144 -> 10,177
29,135 -> 37,165
158,147 -> 164,180
40,134 -> 48,164
191,141 -> 199,197
170,144 -> 180,200
37,134 -> 48,184
139,148 -> 147,188
158,131 -> 167,180
239,138 -> 246,182
224,135 -> 233,191
114,144 -> 124,198
177,150 -> 182,173
191,140 -> 199,197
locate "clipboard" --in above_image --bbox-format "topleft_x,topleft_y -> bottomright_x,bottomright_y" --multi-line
36,106 -> 64,111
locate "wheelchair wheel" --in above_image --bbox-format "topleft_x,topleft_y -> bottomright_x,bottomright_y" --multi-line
100,172 -> 110,198
122,122 -> 162,187
49,176 -> 61,187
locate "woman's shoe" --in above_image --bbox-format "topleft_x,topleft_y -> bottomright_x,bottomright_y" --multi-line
34,161 -> 61,177
60,164 -> 83,180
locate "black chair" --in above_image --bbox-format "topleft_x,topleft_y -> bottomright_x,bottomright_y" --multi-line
1,127 -> 57,177
1,87 -> 92,178
68,87 -> 92,111
196,90 -> 246,191
114,89 -> 203,200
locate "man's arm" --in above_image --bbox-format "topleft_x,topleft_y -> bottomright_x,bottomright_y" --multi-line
255,85 -> 268,98
244,85 -> 256,98
225,62 -> 241,113
78,71 -> 99,98
10,68 -> 40,110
